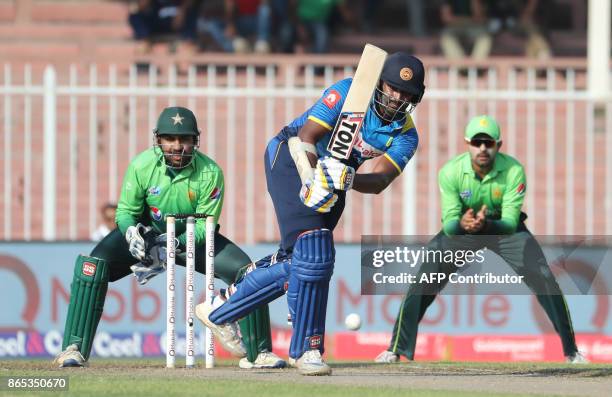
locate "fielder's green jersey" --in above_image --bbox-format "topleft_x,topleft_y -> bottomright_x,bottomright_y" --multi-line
439,152 -> 526,235
116,148 -> 224,246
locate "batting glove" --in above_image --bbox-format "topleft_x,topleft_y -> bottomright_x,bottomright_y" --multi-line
315,157 -> 355,191
125,223 -> 152,261
299,179 -> 338,213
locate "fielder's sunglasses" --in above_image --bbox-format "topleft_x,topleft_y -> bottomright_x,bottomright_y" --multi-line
469,138 -> 497,148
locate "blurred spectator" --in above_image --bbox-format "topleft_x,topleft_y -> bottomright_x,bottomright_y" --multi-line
198,0 -> 271,53
270,0 -> 295,53
128,0 -> 200,52
360,0 -> 379,33
439,0 -> 492,60
289,0 -> 354,54
197,0 -> 231,51
230,0 -> 272,53
90,203 -> 117,242
486,0 -> 551,59
407,0 -> 426,37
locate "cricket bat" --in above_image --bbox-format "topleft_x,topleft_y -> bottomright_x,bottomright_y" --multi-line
327,44 -> 387,160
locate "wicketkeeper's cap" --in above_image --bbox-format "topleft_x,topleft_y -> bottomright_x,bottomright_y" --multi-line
465,115 -> 501,141
154,106 -> 199,136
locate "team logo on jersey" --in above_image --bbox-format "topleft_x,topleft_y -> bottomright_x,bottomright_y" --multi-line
493,188 -> 502,199
188,190 -> 196,201
400,67 -> 413,81
323,89 -> 341,109
209,187 -> 221,200
82,262 -> 96,276
151,207 -> 163,221
460,190 -> 472,200
516,183 -> 526,195
148,186 -> 161,196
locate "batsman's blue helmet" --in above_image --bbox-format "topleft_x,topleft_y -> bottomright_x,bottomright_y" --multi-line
380,52 -> 426,104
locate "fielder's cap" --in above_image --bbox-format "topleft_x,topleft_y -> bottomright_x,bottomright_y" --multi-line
380,52 -> 426,103
465,115 -> 501,141
155,106 -> 199,136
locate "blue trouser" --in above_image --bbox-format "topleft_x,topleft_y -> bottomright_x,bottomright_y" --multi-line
265,136 -> 345,251
210,136 -> 341,357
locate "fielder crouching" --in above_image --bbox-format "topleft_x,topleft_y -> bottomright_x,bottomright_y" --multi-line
376,115 -> 587,365
54,107 -> 285,369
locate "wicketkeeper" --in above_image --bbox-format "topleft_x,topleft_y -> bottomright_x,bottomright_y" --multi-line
375,115 -> 587,364
53,106 -> 285,369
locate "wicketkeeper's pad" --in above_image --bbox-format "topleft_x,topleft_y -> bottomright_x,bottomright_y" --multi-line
61,254 -> 109,360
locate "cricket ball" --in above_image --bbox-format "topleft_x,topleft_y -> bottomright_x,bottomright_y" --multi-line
344,313 -> 362,331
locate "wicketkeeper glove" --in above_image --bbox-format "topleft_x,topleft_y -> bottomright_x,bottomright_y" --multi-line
129,233 -> 180,285
125,223 -> 152,261
299,179 -> 338,213
130,261 -> 166,285
315,156 -> 355,191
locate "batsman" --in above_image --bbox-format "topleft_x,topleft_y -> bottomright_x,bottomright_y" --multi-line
53,106 -> 285,369
197,51 -> 426,375
375,115 -> 587,364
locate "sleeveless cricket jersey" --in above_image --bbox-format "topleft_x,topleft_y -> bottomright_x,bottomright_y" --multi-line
439,152 -> 527,235
276,78 -> 419,173
116,147 -> 224,246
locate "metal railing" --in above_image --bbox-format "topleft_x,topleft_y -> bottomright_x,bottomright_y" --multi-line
0,55 -> 610,242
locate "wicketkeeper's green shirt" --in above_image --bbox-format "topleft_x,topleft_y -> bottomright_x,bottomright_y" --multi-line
116,147 -> 224,246
439,152 -> 526,235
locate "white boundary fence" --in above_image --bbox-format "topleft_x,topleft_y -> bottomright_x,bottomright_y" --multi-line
0,56 -> 611,242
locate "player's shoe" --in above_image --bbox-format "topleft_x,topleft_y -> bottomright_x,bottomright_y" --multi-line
195,299 -> 246,358
295,349 -> 332,376
239,351 -> 287,369
53,344 -> 87,368
374,350 -> 400,363
566,351 -> 589,364
287,357 -> 296,367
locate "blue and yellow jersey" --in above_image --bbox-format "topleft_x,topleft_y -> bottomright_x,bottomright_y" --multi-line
276,78 -> 419,173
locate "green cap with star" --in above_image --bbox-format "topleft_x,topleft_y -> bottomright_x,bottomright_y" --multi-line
465,114 -> 501,141
154,106 -> 199,136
